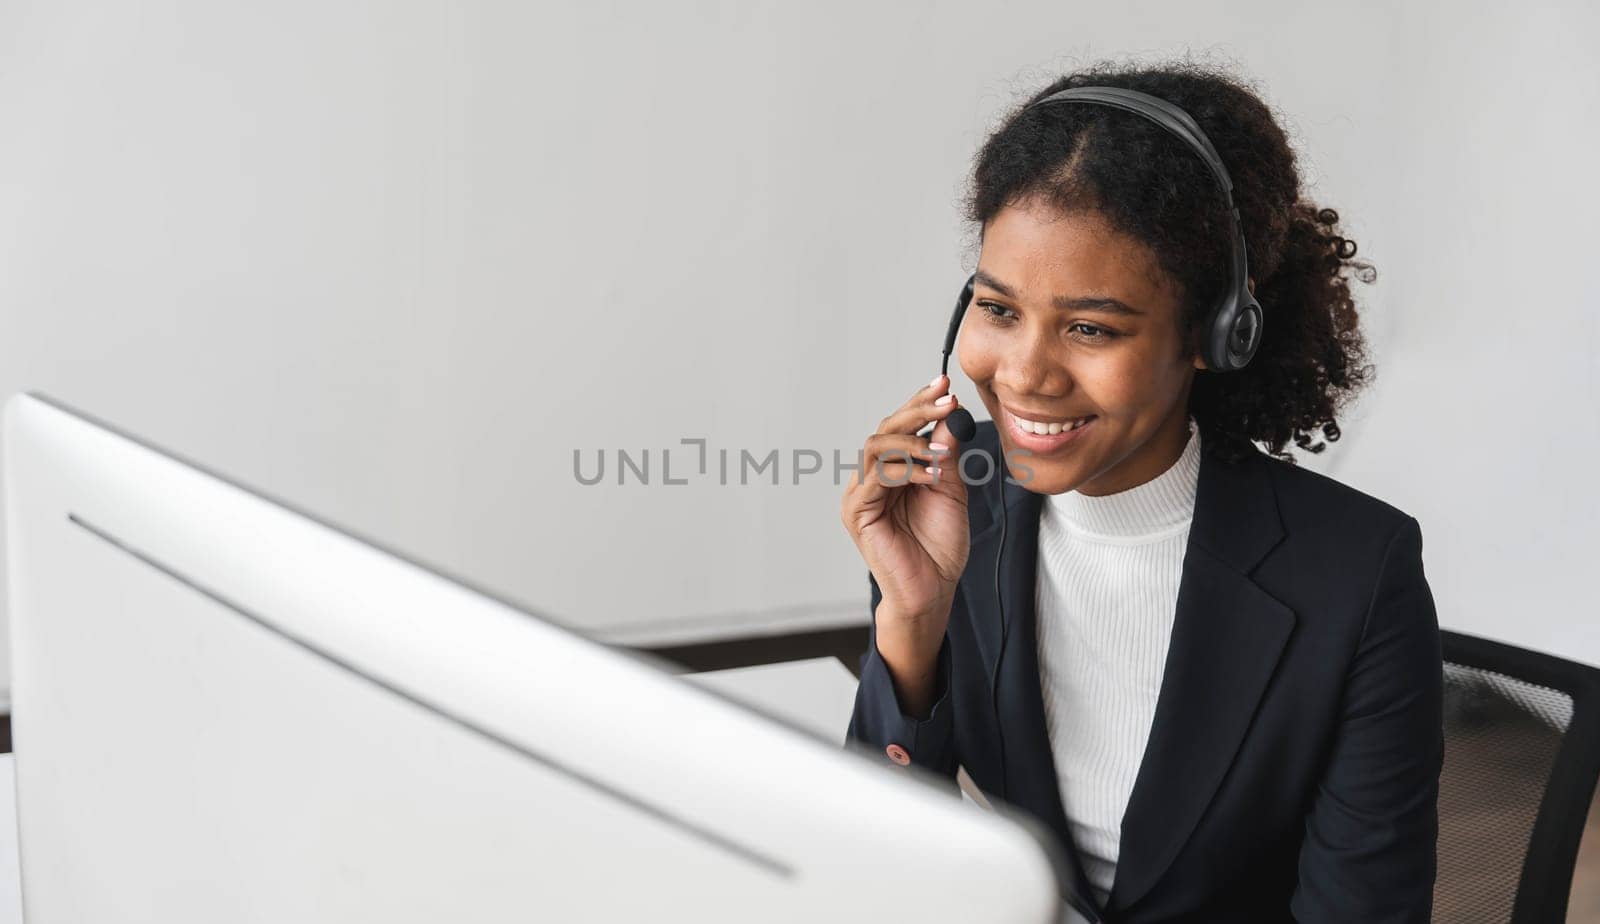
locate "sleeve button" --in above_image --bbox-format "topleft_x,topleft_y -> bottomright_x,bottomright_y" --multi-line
885,743 -> 911,765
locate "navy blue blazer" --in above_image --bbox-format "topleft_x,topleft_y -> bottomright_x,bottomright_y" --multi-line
846,419 -> 1442,923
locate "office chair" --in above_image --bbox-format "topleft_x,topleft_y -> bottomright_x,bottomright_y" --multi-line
1435,630 -> 1600,923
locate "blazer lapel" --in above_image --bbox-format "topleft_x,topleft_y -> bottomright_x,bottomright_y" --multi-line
961,472 -> 1103,912
1107,438 -> 1296,914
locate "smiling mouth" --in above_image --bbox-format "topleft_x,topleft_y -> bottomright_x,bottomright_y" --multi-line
999,406 -> 1098,453
1008,410 -> 1096,435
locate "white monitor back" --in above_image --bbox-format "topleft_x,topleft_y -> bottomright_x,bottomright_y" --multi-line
2,392 -> 1063,923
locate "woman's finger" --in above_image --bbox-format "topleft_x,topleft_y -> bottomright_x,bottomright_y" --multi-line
876,384 -> 962,438
848,434 -> 949,494
918,414 -> 966,497
862,433 -> 950,468
842,436 -> 951,531
872,458 -> 944,488
841,377 -> 964,525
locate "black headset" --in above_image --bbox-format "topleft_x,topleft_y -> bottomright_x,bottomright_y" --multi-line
927,89 -> 1260,915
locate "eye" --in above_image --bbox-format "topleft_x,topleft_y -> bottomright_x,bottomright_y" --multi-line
976,300 -> 1016,324
1069,322 -> 1117,342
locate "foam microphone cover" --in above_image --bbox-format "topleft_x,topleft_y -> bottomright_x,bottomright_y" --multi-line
946,408 -> 977,443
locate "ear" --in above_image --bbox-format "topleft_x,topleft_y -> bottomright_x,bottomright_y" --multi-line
1247,276 -> 1257,296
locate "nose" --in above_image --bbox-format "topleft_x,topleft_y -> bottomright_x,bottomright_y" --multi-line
994,322 -> 1071,399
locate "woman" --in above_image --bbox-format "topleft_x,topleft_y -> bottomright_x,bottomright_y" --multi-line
839,62 -> 1442,923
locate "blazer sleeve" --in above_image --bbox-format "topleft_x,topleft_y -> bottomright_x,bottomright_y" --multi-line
1291,515 -> 1444,924
844,570 -> 960,785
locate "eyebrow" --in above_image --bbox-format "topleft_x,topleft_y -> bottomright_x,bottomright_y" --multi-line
973,269 -> 1146,317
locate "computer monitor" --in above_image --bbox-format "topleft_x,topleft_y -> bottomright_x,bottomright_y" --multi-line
2,392 -> 1064,922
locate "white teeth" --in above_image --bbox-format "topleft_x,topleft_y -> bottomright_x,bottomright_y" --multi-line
1015,413 -> 1091,435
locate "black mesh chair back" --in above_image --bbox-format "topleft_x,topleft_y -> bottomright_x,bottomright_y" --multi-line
1436,630 -> 1600,923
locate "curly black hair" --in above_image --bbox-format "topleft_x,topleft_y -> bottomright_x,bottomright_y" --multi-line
965,60 -> 1376,464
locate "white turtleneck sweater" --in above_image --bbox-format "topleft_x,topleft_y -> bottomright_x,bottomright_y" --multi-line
1034,415 -> 1202,904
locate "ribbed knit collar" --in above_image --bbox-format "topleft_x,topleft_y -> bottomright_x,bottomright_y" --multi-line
1044,416 -> 1202,537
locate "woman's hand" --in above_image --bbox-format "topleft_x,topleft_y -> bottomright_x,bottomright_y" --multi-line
840,374 -> 970,686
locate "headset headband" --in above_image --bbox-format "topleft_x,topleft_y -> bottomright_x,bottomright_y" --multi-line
1033,87 -> 1236,201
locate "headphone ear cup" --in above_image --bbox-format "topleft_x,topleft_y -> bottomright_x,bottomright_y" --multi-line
1205,293 -> 1263,373
1227,298 -> 1264,369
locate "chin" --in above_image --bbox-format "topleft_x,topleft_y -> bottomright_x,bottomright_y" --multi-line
1000,458 -> 1076,495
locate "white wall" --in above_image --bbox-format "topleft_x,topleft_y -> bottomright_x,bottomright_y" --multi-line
1,0 -> 1595,700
